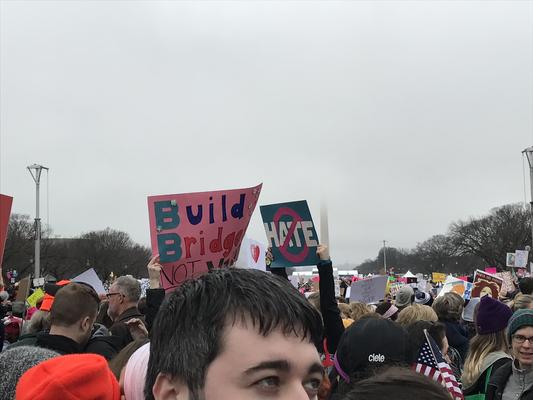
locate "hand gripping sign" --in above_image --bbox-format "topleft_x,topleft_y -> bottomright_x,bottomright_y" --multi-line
148,184 -> 262,292
260,200 -> 319,268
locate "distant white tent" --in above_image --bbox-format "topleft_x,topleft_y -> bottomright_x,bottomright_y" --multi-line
403,271 -> 417,279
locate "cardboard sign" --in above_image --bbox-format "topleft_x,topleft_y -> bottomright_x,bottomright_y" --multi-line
515,250 -> 529,269
0,194 -> 13,265
26,288 -> 45,308
495,271 -> 515,295
260,200 -> 319,268
438,276 -> 473,300
472,270 -> 503,298
350,275 -> 388,304
507,253 -> 516,267
72,268 -> 107,295
16,276 -> 31,302
148,184 -> 262,291
432,272 -> 446,283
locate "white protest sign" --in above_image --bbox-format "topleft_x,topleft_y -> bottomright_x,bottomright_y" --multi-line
515,250 -> 529,269
289,275 -> 299,289
345,286 -> 351,299
72,268 -> 106,295
507,253 -> 516,267
350,275 -> 388,304
236,237 -> 267,271
437,276 -> 473,300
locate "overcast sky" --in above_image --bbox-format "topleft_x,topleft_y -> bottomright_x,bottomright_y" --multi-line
1,0 -> 532,266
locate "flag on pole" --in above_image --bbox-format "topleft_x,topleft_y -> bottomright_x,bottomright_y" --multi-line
413,329 -> 464,400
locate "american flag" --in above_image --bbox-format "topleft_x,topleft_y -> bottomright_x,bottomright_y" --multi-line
413,330 -> 464,400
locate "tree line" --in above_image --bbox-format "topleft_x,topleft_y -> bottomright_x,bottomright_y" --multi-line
2,214 -> 151,282
355,203 -> 532,275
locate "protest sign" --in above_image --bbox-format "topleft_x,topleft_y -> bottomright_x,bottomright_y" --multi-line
72,268 -> 107,295
438,276 -> 473,300
432,272 -> 446,283
260,200 -> 319,268
237,237 -> 267,271
0,194 -> 13,265
16,276 -> 31,302
515,250 -> 529,269
148,184 -> 262,291
472,270 -> 503,298
388,282 -> 404,297
350,275 -> 388,304
138,278 -> 150,298
485,267 -> 497,275
507,253 -> 516,267
26,288 -> 45,308
495,271 -> 515,296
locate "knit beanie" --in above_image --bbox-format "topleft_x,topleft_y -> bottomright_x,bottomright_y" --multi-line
0,346 -> 59,400
124,342 -> 150,400
508,309 -> 533,342
395,286 -> 414,308
16,353 -> 120,400
476,295 -> 513,335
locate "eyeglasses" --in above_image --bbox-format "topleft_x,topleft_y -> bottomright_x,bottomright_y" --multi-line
512,334 -> 533,344
106,292 -> 122,299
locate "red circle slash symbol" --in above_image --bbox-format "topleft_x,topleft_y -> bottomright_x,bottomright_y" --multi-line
273,207 -> 309,263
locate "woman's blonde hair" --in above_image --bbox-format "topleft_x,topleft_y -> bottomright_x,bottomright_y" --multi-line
396,304 -> 438,326
349,301 -> 373,323
512,294 -> 533,312
461,330 -> 509,388
338,303 -> 351,319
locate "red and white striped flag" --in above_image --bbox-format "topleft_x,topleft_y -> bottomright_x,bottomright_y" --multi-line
412,329 -> 464,400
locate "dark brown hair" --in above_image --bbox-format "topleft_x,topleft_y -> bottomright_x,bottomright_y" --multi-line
50,283 -> 100,327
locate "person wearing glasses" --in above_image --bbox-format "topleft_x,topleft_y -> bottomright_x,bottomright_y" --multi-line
487,309 -> 533,400
106,275 -> 145,348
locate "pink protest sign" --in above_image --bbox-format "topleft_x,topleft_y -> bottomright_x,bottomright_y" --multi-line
148,184 -> 262,291
485,267 -> 497,275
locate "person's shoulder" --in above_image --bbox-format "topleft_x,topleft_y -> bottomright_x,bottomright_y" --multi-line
117,307 -> 144,322
489,359 -> 513,385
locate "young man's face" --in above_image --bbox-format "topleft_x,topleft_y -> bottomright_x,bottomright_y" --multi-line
204,323 -> 323,399
155,322 -> 323,400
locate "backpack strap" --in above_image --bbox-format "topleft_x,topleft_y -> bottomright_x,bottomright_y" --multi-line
483,365 -> 494,393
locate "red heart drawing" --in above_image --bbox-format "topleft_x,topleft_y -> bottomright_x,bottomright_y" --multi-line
251,244 -> 260,263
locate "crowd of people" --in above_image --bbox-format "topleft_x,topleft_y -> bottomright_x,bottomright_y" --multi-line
1,244 -> 533,399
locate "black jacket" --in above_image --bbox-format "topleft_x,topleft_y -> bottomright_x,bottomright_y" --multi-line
317,259 -> 344,354
463,357 -> 510,396
486,360 -> 533,400
110,306 -> 144,348
442,320 -> 469,361
10,332 -> 83,354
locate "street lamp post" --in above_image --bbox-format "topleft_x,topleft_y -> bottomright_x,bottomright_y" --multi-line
27,164 -> 48,280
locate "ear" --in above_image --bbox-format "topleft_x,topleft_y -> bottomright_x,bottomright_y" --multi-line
80,316 -> 92,332
153,373 -> 189,400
